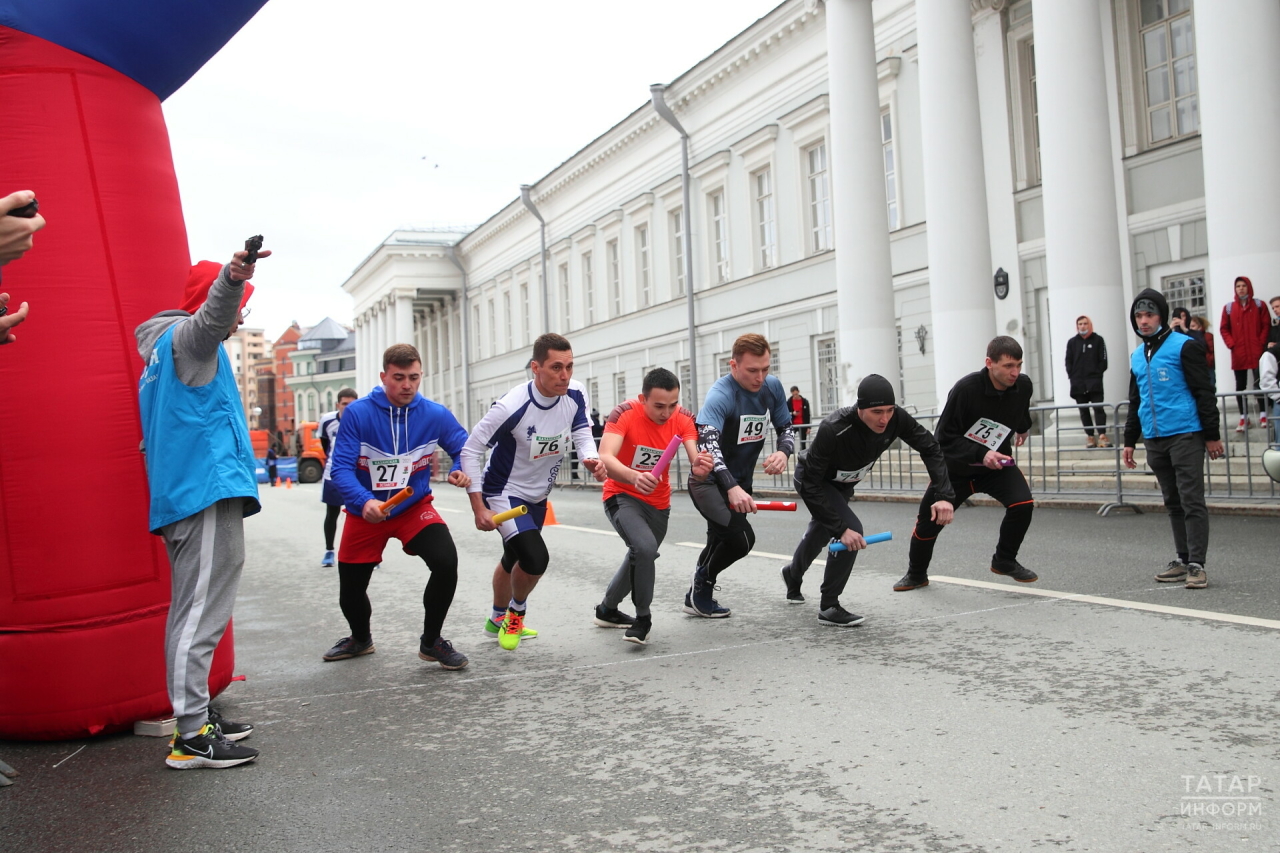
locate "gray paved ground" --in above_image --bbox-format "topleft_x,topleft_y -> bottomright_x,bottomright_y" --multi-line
3,484 -> 1279,852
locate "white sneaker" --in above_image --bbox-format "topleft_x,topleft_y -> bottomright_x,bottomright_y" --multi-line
1236,417 -> 1247,433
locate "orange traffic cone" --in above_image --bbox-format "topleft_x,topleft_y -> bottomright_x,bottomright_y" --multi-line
285,477 -> 293,489
543,501 -> 558,526
273,477 -> 280,487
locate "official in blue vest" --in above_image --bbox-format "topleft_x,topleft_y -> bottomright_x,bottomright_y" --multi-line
1123,288 -> 1223,591
135,246 -> 269,770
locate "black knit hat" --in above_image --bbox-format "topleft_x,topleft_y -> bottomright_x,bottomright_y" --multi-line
856,374 -> 896,409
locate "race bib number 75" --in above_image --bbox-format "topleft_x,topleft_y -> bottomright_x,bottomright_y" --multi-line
964,418 -> 1011,450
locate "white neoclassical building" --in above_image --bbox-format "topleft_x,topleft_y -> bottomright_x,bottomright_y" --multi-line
343,0 -> 1279,431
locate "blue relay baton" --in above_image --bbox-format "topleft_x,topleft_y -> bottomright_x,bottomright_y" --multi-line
828,531 -> 892,552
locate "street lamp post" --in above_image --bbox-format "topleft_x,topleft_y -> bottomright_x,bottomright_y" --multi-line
650,83 -> 699,411
520,185 -> 550,336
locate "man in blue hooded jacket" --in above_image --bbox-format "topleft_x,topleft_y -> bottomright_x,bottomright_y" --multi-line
137,247 -> 268,770
1123,288 -> 1223,589
325,343 -> 472,669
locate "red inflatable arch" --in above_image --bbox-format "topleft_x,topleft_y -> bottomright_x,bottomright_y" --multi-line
0,27 -> 234,740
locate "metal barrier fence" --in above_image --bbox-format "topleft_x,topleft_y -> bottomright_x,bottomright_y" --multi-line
456,392 -> 1278,510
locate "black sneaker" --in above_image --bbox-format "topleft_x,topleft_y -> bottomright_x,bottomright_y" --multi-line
817,604 -> 866,627
990,558 -> 1038,583
323,635 -> 375,661
208,707 -> 252,742
781,565 -> 804,603
687,566 -> 731,618
593,604 -> 635,628
624,615 -> 652,646
893,571 -> 929,592
166,723 -> 259,770
418,636 -> 469,670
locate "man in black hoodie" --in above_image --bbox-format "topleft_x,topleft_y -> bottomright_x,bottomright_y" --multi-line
1123,288 -> 1222,589
901,336 -> 1039,590
1065,315 -> 1109,447
782,375 -> 954,626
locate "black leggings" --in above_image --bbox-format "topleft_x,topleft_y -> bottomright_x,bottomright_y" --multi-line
337,523 -> 458,644
1234,368 -> 1263,417
499,529 -> 550,576
688,477 -> 756,582
908,467 -> 1034,572
324,504 -> 342,551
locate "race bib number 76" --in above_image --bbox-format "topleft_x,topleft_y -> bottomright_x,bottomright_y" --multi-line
529,433 -> 565,460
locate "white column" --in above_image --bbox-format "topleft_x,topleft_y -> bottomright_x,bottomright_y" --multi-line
1196,1 -> 1280,390
826,0 -> 898,405
395,293 -> 415,347
1035,1 -> 1129,405
355,314 -> 369,393
917,0 -> 997,403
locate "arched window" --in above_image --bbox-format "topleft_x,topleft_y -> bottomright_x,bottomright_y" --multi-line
326,390 -> 334,411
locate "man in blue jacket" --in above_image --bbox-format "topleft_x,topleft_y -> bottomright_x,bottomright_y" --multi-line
137,247 -> 268,770
1123,288 -> 1223,589
325,344 -> 472,669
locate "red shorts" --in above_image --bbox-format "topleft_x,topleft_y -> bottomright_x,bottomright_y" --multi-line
338,495 -> 446,564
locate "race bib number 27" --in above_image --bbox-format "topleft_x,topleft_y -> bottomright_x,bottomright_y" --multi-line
964,418 -> 1012,451
369,456 -> 411,491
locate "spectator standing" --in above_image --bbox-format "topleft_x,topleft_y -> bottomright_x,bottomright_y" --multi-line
1269,296 -> 1280,348
1064,315 -> 1109,447
1124,288 -> 1222,590
265,445 -> 278,486
788,386 -> 811,447
1219,276 -> 1272,431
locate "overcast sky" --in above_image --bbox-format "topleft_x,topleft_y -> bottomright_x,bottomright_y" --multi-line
162,0 -> 782,342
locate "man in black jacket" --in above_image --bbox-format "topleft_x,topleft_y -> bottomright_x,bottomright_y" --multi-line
901,336 -> 1038,591
1065,315 -> 1109,447
782,375 -> 954,626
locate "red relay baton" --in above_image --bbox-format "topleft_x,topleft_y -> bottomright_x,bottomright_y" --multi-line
755,501 -> 797,511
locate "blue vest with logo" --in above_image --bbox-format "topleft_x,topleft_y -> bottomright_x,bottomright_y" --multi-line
138,323 -> 261,533
1129,331 -> 1203,439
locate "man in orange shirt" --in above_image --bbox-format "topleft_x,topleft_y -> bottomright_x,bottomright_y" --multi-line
594,368 -> 713,644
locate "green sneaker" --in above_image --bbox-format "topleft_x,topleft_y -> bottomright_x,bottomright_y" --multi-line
484,615 -> 538,641
498,609 -> 527,651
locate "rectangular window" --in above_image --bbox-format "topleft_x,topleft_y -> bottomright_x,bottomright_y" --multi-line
588,377 -> 599,413
671,209 -> 686,296
582,252 -> 595,326
678,361 -> 693,411
709,190 -> 729,284
614,372 -> 626,407
815,335 -> 839,416
1027,41 -> 1042,183
636,225 -> 651,307
487,299 -> 496,358
1141,0 -> 1197,144
559,263 -> 571,332
472,304 -> 481,360
806,142 -> 832,254
881,109 -> 899,231
754,168 -> 776,270
520,283 -> 530,345
769,341 -> 781,378
442,315 -> 451,370
608,239 -> 621,317
1161,271 -> 1205,315
502,291 -> 512,350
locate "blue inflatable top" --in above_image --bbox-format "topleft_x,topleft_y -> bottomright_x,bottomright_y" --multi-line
0,0 -> 269,100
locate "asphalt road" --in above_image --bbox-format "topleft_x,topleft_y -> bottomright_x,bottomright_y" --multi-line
3,484 -> 1278,852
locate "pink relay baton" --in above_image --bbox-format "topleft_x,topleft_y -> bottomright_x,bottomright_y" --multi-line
970,458 -> 1015,467
648,435 -> 684,480
755,501 -> 797,511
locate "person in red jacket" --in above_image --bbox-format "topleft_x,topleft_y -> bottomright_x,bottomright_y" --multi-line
1220,276 -> 1273,431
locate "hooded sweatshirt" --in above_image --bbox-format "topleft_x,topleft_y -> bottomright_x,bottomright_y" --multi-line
1219,276 -> 1271,370
1124,288 -> 1220,446
329,385 -> 468,518
135,263 -> 260,532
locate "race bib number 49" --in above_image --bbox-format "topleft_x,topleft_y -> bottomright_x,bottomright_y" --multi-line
738,414 -> 767,444
369,456 -> 411,491
964,418 -> 1012,450
529,433 -> 565,460
631,444 -> 665,471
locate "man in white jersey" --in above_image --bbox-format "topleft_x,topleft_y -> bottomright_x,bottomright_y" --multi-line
462,334 -> 604,650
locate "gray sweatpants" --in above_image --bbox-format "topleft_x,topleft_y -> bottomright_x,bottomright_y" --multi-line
601,494 -> 669,617
160,497 -> 246,735
1144,432 -> 1209,566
